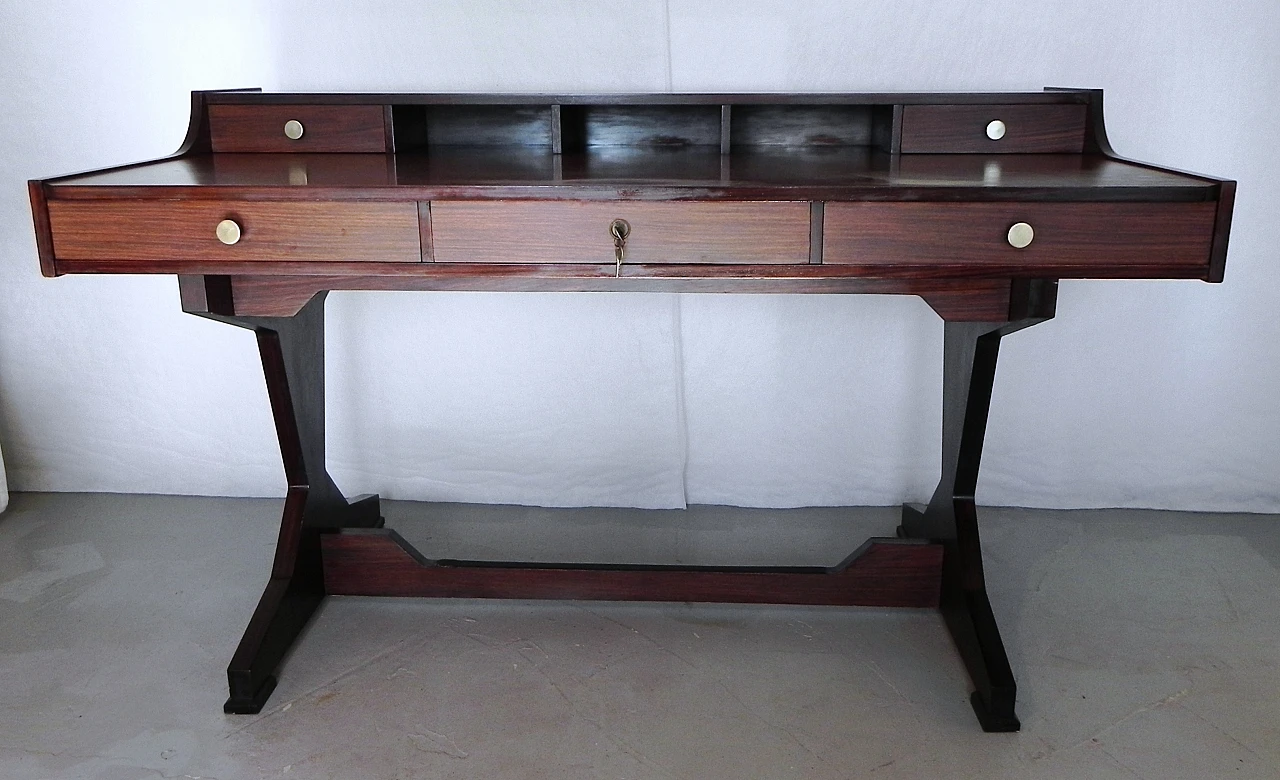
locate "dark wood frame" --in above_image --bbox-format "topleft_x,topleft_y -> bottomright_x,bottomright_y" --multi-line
179,273 -> 1056,729
30,89 -> 1234,731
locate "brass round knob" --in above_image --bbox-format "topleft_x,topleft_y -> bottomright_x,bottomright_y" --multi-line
1007,222 -> 1034,249
986,119 -> 1006,141
283,120 -> 304,140
216,219 -> 242,245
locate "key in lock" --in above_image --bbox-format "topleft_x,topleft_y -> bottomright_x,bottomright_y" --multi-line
609,219 -> 631,277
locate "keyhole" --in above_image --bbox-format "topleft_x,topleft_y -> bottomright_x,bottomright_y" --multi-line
610,219 -> 631,242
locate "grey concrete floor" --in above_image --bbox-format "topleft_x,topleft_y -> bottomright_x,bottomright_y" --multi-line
0,493 -> 1277,779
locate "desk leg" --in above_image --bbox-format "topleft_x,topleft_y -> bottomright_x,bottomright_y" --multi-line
184,289 -> 383,714
899,316 -> 1047,732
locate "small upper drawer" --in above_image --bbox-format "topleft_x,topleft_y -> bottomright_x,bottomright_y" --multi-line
208,104 -> 390,153
47,200 -> 420,263
900,104 -> 1088,153
822,202 -> 1216,273
430,201 -> 811,264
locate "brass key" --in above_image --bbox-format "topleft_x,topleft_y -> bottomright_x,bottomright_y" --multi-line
609,219 -> 630,277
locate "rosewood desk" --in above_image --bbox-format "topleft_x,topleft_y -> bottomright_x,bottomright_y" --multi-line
29,89 -> 1234,731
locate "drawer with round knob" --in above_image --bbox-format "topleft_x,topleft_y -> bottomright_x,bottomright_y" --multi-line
429,201 -> 811,266
900,104 -> 1088,153
45,200 -> 421,264
208,104 -> 390,153
821,202 -> 1218,275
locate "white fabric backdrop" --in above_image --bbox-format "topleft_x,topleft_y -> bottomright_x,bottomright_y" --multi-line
0,1 -> 1276,512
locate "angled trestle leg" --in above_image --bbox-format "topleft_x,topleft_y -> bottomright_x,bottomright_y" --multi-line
902,281 -> 1056,731
182,281 -> 382,714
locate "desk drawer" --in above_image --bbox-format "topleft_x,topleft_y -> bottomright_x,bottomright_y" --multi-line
900,104 -> 1088,153
822,202 -> 1216,271
209,104 -> 390,153
430,201 -> 810,264
47,200 -> 421,263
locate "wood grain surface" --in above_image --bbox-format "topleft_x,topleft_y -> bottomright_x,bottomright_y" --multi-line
823,202 -> 1216,270
28,181 -> 56,277
47,200 -> 420,263
178,273 -> 1026,319
900,104 -> 1088,153
1208,180 -> 1236,282
431,200 -> 810,264
203,91 -> 1095,106
44,150 -> 1215,203
321,529 -> 944,608
559,104 -> 722,149
729,104 -> 875,147
396,104 -> 555,149
209,104 -> 388,153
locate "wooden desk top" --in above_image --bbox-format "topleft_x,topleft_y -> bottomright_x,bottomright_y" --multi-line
29,89 -> 1234,319
48,150 -> 1207,198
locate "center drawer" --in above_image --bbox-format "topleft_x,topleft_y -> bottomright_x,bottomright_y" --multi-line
47,200 -> 421,263
429,201 -> 811,264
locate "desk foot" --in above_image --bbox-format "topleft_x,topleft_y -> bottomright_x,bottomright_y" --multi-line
223,492 -> 379,716
903,500 -> 1021,732
971,690 -> 1021,733
223,549 -> 324,717
225,675 -> 278,715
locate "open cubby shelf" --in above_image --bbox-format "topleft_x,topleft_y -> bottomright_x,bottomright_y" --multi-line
391,102 -> 897,154
391,104 -> 555,149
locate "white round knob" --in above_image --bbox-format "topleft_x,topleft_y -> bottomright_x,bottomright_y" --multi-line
986,120 -> 1006,141
1007,222 -> 1034,249
284,120 -> 304,140
216,219 -> 242,245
